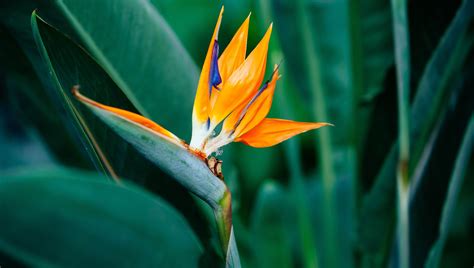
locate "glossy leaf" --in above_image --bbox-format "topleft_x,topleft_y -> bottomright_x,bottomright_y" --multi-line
0,0 -> 198,158
30,12 -> 214,250
0,25 -> 88,169
0,169 -> 203,267
249,181 -> 294,268
53,0 -> 199,138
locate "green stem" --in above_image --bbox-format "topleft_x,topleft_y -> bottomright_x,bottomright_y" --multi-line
391,0 -> 411,266
214,189 -> 240,267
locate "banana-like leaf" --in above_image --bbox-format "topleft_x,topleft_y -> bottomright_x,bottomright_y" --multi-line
0,24 -> 90,169
0,0 -> 199,170
1,0 -> 198,139
30,12 -> 219,251
31,12 -> 236,265
0,168 -> 203,267
31,9 -> 226,212
52,0 -> 198,138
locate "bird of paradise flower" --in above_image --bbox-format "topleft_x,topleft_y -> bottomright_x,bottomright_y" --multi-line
72,7 -> 331,175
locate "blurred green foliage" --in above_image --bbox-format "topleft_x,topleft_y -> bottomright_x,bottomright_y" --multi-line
0,0 -> 473,267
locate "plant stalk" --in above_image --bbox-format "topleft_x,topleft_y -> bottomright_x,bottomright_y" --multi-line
391,0 -> 411,266
214,188 -> 241,267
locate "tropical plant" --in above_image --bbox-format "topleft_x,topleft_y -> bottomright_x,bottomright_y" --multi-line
0,0 -> 472,267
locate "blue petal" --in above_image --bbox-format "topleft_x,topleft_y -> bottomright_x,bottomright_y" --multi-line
209,40 -> 222,95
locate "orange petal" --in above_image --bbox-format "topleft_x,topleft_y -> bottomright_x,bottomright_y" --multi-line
72,87 -> 183,146
235,118 -> 331,148
210,23 -> 273,127
218,14 -> 250,82
192,7 -> 224,124
223,66 -> 280,136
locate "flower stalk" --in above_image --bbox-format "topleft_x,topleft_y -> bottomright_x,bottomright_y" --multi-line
391,0 -> 411,266
214,188 -> 241,267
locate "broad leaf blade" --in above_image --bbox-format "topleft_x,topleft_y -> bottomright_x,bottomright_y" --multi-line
249,181 -> 294,268
54,0 -> 198,138
30,12 -> 215,248
0,0 -> 198,160
0,169 -> 203,267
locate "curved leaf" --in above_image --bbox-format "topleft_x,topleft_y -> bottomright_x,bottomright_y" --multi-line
0,0 -> 198,161
53,0 -> 198,138
30,11 -> 214,248
0,169 -> 203,267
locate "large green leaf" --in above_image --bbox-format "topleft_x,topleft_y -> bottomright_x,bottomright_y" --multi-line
31,7 -> 226,215
0,28 -> 90,169
1,0 -> 198,139
249,181 -> 294,268
0,168 -> 203,267
53,0 -> 198,138
30,11 -> 215,251
31,13 -> 236,265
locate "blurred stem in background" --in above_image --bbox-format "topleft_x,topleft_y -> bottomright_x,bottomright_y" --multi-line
425,115 -> 474,268
391,0 -> 411,267
293,0 -> 339,267
258,0 -> 320,267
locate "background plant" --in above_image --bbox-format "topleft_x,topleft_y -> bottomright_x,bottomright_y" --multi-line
0,0 -> 473,267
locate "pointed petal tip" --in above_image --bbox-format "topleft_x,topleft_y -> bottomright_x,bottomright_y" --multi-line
242,12 -> 251,29
235,119 -> 331,148
260,23 -> 273,42
259,23 -> 273,40
215,7 -> 224,40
